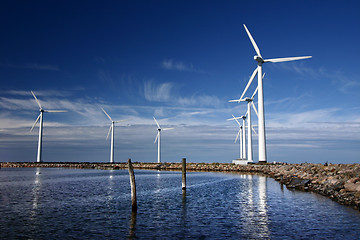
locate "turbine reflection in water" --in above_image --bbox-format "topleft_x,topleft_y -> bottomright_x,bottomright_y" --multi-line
237,174 -> 269,238
31,168 -> 41,216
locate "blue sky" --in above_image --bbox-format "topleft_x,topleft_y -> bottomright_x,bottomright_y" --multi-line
1,1 -> 359,163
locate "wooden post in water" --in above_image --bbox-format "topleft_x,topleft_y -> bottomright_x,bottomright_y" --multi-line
128,158 -> 137,212
182,158 -> 186,190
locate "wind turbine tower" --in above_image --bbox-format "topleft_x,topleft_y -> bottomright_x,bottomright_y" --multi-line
153,117 -> 173,163
242,24 -> 312,163
240,115 -> 247,160
101,107 -> 127,163
30,91 -> 67,163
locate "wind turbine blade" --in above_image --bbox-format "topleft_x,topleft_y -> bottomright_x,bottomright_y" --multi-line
154,132 -> 159,144
252,102 -> 259,118
264,56 -> 312,63
30,114 -> 41,132
115,119 -> 130,123
153,116 -> 160,129
31,91 -> 42,108
101,107 -> 113,122
243,24 -> 262,57
228,99 -> 240,103
252,126 -> 257,134
106,125 -> 112,140
235,129 -> 241,143
162,128 -> 174,131
239,68 -> 258,100
231,114 -> 241,126
251,86 -> 258,100
44,110 -> 67,113
250,73 -> 263,100
227,115 -> 242,121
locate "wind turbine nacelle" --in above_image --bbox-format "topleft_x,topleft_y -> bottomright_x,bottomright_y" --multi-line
254,56 -> 264,63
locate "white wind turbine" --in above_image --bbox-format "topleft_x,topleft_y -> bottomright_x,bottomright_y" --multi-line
229,75 -> 262,162
30,91 -> 67,163
242,24 -> 312,163
228,113 -> 258,161
101,107 -> 128,163
228,114 -> 247,159
228,114 -> 244,160
153,117 -> 173,163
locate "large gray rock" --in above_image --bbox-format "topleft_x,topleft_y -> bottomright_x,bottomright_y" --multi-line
287,178 -> 311,190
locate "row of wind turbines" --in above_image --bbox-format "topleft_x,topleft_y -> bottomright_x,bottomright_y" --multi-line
29,24 -> 311,164
30,91 -> 172,163
227,24 -> 311,163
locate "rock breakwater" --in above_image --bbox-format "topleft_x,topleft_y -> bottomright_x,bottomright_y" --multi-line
1,162 -> 359,211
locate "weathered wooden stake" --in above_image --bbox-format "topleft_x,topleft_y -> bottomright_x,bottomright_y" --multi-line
128,158 -> 137,212
182,158 -> 186,190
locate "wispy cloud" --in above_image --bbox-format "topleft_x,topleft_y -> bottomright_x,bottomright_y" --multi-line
272,62 -> 360,94
0,62 -> 59,71
1,90 -> 72,97
144,81 -> 174,102
161,59 -> 206,73
177,94 -> 223,107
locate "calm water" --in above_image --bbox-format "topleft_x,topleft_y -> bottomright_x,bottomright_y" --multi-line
1,168 -> 360,239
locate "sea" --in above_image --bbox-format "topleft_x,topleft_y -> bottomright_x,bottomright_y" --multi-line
1,167 -> 360,239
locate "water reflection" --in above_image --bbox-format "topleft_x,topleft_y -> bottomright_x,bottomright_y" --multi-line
257,176 -> 269,238
128,211 -> 137,239
30,168 -> 41,219
106,170 -> 115,202
238,175 -> 269,238
181,189 -> 187,238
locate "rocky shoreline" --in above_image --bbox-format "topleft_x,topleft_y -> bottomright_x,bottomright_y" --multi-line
1,162 -> 360,211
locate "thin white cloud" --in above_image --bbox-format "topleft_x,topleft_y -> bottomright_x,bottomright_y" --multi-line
177,94 -> 223,107
161,59 -> 193,71
161,59 -> 207,73
144,81 -> 174,102
273,62 -> 360,94
0,63 -> 59,71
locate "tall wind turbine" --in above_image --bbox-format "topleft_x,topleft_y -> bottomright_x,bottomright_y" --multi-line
153,117 -> 173,163
101,107 -> 127,163
30,91 -> 67,163
242,24 -> 312,163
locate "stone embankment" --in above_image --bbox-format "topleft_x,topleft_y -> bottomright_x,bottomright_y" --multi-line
1,162 -> 359,211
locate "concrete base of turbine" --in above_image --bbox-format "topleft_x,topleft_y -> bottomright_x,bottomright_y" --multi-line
232,159 -> 253,165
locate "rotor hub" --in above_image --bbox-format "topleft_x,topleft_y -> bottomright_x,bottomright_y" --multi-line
254,56 -> 264,64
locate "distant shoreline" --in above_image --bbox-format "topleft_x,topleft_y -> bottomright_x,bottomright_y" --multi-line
1,162 -> 359,211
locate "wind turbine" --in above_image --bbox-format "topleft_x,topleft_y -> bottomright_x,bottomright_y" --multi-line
228,114 -> 244,159
242,24 -> 312,163
228,114 -> 247,159
30,91 -> 67,163
101,107 -> 127,163
153,117 -> 173,163
229,75 -> 262,162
